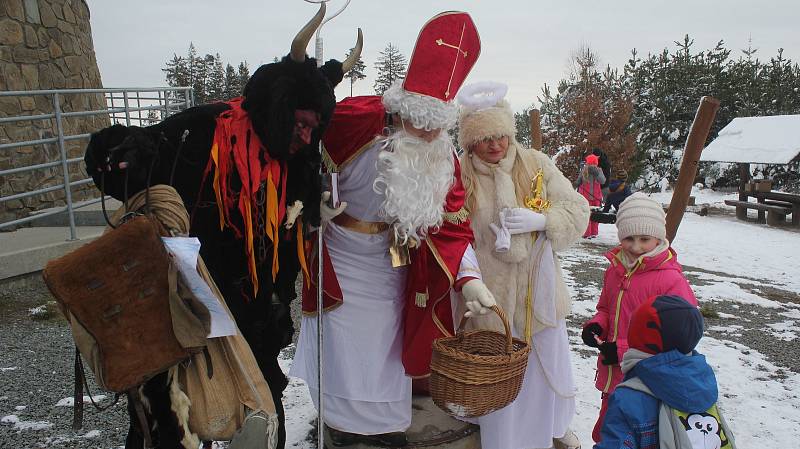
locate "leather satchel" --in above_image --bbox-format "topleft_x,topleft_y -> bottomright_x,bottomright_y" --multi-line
43,214 -> 208,393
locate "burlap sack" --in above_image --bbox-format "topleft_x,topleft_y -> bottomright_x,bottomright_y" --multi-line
178,257 -> 278,445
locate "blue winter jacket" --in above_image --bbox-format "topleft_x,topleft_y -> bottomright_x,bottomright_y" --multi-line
594,350 -> 718,449
602,179 -> 632,212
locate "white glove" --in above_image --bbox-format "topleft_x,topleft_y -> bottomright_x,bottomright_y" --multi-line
462,279 -> 496,317
504,207 -> 546,235
320,191 -> 347,223
489,210 -> 511,253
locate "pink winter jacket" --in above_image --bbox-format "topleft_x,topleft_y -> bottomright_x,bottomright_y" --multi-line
584,246 -> 697,394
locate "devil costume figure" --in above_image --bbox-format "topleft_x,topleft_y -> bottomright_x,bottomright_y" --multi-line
82,5 -> 361,448
290,12 -> 497,447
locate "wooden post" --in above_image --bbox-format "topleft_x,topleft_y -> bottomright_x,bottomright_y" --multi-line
665,96 -> 720,243
529,109 -> 542,151
737,163 -> 754,221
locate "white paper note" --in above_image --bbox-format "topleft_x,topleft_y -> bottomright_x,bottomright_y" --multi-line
161,237 -> 237,338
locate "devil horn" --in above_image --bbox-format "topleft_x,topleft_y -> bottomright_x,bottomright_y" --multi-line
341,28 -> 363,73
290,2 -> 326,62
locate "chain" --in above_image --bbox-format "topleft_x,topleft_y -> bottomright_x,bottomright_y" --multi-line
255,181 -> 268,263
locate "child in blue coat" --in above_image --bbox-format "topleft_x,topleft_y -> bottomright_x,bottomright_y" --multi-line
594,295 -> 735,449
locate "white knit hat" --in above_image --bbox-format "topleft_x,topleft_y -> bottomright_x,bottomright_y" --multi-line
616,193 -> 667,241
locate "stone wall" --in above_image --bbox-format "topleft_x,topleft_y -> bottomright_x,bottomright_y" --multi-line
0,0 -> 109,225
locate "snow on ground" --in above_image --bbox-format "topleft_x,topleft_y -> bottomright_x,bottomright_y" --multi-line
280,350 -> 315,449
54,395 -> 107,407
699,338 -> 800,448
650,187 -> 800,292
0,414 -> 53,431
279,204 -> 800,448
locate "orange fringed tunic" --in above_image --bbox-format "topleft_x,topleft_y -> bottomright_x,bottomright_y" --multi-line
204,97 -> 309,296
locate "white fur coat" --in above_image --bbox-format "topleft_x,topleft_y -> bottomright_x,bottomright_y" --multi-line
460,143 -> 589,339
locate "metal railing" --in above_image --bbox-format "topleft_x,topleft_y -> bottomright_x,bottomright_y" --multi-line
0,87 -> 194,239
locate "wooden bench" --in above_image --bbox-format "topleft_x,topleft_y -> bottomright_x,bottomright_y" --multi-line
724,200 -> 792,226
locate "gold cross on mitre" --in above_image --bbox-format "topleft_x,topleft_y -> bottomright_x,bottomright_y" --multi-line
434,22 -> 468,98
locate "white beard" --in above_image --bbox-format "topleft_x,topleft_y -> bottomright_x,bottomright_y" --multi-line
373,129 -> 455,243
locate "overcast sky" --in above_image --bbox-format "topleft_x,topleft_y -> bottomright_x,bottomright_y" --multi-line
84,0 -> 800,112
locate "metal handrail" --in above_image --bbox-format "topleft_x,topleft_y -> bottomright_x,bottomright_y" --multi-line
0,87 -> 193,96
0,87 -> 194,238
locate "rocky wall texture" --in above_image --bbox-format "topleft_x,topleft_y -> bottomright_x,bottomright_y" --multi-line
0,0 -> 109,225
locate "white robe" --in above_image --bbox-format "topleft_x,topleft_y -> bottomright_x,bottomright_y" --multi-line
291,144 -> 413,434
458,146 -> 586,449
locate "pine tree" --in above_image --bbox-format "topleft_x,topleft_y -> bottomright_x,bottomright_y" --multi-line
373,43 -> 407,95
224,63 -> 239,98
344,46 -> 367,97
540,47 -> 637,181
162,44 -> 253,107
207,53 -> 226,102
192,54 -> 215,105
187,43 -> 198,91
163,54 -> 190,88
238,62 -> 250,91
513,107 -> 534,149
539,36 -> 800,192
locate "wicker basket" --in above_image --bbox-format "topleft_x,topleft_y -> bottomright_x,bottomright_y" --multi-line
429,305 -> 530,418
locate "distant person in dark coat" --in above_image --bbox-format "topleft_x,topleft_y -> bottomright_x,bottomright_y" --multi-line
603,169 -> 633,213
591,148 -> 612,200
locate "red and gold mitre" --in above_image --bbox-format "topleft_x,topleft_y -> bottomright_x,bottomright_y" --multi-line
404,11 -> 481,102
382,11 -> 481,131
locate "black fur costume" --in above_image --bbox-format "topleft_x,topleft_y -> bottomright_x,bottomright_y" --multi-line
84,53 -> 345,448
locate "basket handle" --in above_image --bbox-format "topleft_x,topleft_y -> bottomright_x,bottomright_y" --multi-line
455,305 -> 514,354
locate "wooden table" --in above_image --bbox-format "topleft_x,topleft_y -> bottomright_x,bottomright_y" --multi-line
750,191 -> 800,226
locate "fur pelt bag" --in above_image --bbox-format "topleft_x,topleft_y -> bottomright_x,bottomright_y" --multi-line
121,186 -> 279,447
43,212 -> 210,392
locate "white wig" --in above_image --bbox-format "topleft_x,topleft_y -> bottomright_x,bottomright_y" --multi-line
382,79 -> 459,131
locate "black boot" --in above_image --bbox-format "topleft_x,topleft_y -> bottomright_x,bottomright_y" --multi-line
326,425 -> 408,447
363,431 -> 408,447
326,425 -> 356,446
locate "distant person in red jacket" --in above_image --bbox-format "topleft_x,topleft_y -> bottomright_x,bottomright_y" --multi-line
580,193 -> 699,443
576,154 -> 605,238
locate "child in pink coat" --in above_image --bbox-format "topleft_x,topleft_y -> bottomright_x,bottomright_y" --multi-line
580,193 -> 698,443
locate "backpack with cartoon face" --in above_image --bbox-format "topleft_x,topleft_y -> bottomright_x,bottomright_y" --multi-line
619,377 -> 737,449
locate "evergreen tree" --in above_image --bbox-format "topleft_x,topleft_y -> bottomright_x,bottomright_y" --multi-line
163,54 -> 190,88
163,44 -> 252,107
344,46 -> 367,97
224,63 -> 239,98
538,36 -> 800,192
513,107 -> 534,149
187,43 -> 198,91
192,54 -> 215,105
540,47 -> 637,181
208,53 -> 226,102
238,62 -> 251,91
374,43 -> 407,95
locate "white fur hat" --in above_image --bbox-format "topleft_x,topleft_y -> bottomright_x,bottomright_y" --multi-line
456,82 -> 516,149
382,79 -> 459,131
616,193 -> 667,241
